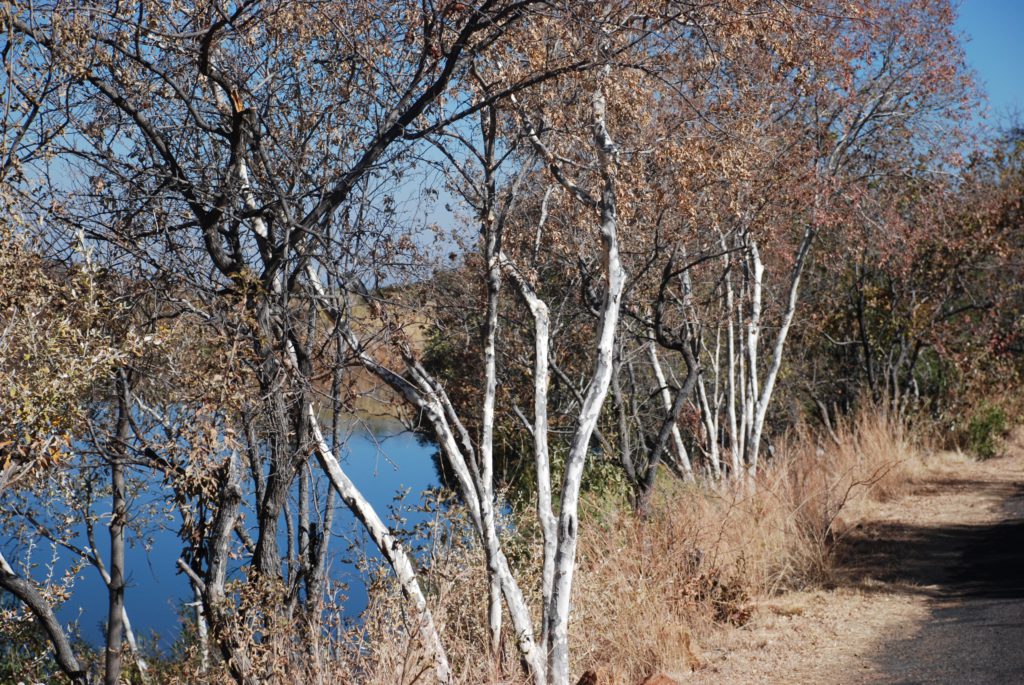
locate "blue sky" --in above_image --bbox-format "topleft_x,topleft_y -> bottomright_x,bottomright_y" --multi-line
957,0 -> 1024,121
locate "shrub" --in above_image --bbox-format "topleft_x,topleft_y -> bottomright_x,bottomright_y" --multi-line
965,404 -> 1010,459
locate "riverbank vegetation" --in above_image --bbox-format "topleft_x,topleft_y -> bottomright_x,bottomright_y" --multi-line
1,1 -> 1022,684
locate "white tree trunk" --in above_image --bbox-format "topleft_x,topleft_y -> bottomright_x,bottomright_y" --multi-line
481,214 -> 504,656
546,72 -> 626,685
695,371 -> 721,478
647,340 -> 694,480
723,243 -> 740,478
736,293 -> 747,471
324,296 -> 549,683
306,403 -> 453,685
502,254 -> 558,648
747,227 -> 815,474
190,580 -> 210,672
742,240 -> 764,478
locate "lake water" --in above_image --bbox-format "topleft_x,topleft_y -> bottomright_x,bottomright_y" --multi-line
4,426 -> 441,654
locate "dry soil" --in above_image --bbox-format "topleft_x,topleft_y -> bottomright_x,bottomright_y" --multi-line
688,437 -> 1024,685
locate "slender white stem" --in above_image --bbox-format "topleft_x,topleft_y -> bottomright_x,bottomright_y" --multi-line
306,403 -> 453,685
647,340 -> 694,480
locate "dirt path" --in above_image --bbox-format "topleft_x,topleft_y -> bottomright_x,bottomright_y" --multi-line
689,442 -> 1024,684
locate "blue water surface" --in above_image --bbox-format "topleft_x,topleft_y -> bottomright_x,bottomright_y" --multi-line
3,425 -> 440,655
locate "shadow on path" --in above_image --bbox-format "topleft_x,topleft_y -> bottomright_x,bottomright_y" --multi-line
835,479 -> 1024,684
835,480 -> 1024,598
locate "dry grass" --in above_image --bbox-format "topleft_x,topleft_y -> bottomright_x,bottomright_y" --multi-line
564,408 -> 925,682
160,407 -> 926,684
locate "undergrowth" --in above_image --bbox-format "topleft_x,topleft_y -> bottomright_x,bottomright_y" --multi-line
146,408 -> 924,684
964,404 -> 1010,459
